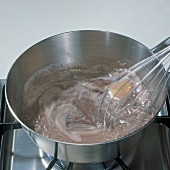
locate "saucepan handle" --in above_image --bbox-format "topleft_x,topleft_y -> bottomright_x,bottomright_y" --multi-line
151,37 -> 170,53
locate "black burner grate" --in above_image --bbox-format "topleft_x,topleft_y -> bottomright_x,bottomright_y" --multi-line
40,149 -> 135,170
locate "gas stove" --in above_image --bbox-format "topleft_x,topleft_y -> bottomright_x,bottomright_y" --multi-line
0,79 -> 170,170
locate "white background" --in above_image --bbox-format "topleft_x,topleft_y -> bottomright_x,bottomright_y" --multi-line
1,0 -> 170,78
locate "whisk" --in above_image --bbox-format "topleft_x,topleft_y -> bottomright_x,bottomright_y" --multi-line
95,46 -> 170,130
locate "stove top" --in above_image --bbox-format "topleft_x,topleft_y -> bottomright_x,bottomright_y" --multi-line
0,79 -> 170,170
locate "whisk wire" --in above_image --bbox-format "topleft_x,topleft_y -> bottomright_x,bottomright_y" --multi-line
99,49 -> 170,111
106,66 -> 168,128
126,67 -> 170,132
108,65 -> 170,131
109,51 -> 170,108
96,47 -> 170,129
108,66 -> 165,122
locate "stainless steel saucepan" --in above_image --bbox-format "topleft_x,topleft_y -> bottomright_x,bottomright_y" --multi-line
5,30 -> 170,163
